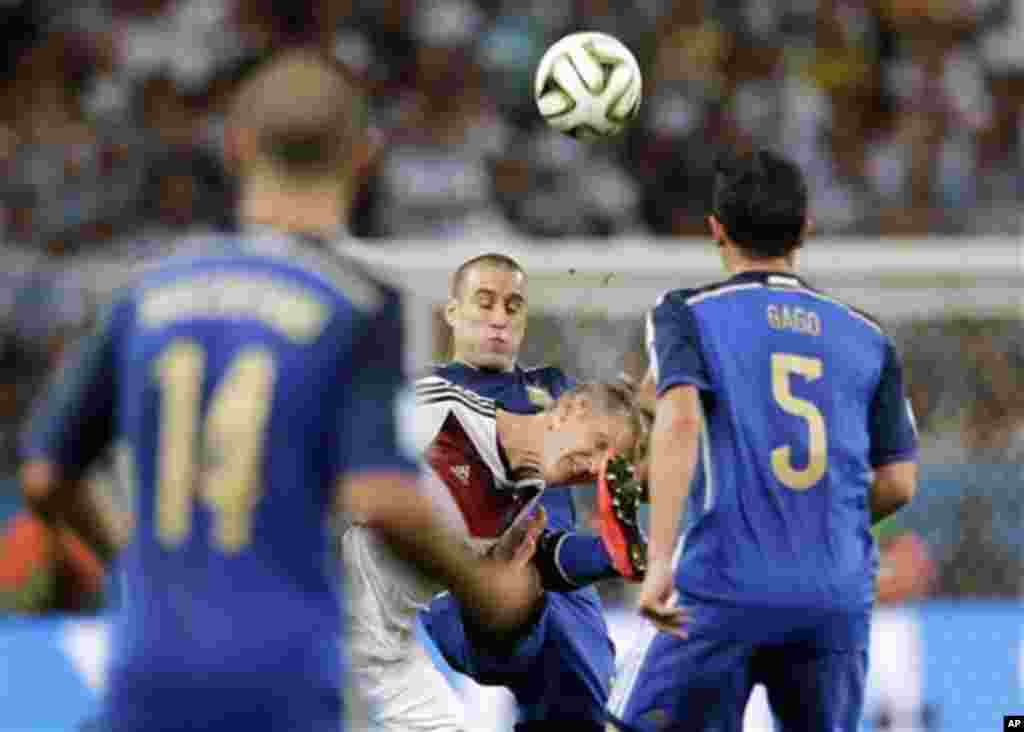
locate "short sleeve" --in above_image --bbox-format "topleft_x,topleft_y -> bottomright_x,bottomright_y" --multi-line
869,339 -> 919,467
20,294 -> 131,480
646,292 -> 711,397
332,288 -> 420,481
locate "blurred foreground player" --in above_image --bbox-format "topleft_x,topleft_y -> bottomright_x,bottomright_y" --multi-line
421,254 -> 651,732
609,150 -> 919,732
344,377 -> 642,731
19,50 -> 545,732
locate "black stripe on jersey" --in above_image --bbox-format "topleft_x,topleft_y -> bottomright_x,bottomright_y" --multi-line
416,382 -> 496,412
418,394 -> 496,420
417,386 -> 496,414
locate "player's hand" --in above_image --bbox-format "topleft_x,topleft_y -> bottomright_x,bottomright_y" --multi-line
636,557 -> 689,638
469,510 -> 546,634
491,506 -> 547,565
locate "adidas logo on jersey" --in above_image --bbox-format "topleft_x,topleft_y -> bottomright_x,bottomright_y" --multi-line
451,464 -> 471,485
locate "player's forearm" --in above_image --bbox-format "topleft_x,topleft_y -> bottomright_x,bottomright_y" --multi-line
533,531 -> 618,591
379,499 -> 542,631
648,416 -> 700,563
345,472 -> 542,630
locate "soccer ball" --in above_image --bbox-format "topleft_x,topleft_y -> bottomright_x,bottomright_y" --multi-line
534,32 -> 642,141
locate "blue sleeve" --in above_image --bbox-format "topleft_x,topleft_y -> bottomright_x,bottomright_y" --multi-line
869,339 -> 918,467
20,296 -> 130,480
555,369 -> 575,394
543,367 -> 574,398
646,292 -> 711,397
332,289 -> 420,480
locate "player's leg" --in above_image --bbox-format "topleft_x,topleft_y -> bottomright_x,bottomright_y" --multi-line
342,526 -> 465,731
609,620 -> 754,732
424,587 -> 614,731
354,640 -> 467,732
509,588 -> 615,731
755,643 -> 868,732
422,590 -> 549,683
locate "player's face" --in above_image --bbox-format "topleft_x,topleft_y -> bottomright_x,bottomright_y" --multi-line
447,265 -> 527,372
541,400 -> 636,485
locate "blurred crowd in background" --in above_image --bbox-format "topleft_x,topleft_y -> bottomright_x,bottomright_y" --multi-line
0,0 -> 1021,612
1,0 -> 1023,248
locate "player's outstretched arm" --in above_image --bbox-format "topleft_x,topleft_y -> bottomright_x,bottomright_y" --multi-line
341,472 -> 544,633
636,384 -> 698,637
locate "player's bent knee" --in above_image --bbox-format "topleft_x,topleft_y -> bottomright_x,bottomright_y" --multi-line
465,592 -> 547,657
466,563 -> 544,636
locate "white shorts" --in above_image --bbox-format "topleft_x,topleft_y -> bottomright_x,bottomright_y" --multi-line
349,636 -> 467,732
342,524 -> 466,732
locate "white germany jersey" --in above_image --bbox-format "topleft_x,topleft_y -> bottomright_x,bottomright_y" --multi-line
414,376 -> 508,478
341,375 -> 543,669
415,375 -> 544,554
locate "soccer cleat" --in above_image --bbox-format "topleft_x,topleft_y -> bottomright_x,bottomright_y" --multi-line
597,452 -> 648,581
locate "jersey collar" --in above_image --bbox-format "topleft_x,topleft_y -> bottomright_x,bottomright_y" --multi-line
727,270 -> 809,289
242,225 -> 346,252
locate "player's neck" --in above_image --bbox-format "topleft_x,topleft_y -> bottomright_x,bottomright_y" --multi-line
239,176 -> 351,241
724,250 -> 797,277
495,409 -> 544,475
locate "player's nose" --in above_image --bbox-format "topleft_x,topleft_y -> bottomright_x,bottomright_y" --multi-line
488,310 -> 510,328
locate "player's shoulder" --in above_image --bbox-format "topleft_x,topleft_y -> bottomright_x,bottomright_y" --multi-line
415,373 -> 491,401
520,364 -> 572,398
797,283 -> 888,338
243,231 -> 398,314
649,285 -> 710,318
520,363 -> 568,382
136,231 -> 396,315
658,274 -> 768,311
415,374 -> 497,415
656,280 -> 718,306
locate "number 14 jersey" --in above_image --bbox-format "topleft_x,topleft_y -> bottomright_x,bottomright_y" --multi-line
21,233 -> 417,732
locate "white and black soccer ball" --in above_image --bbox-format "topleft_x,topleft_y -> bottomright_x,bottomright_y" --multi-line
534,31 -> 642,141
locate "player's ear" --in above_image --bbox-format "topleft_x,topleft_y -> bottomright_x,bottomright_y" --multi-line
708,215 -> 725,245
443,298 -> 459,328
802,215 -> 815,240
223,122 -> 253,177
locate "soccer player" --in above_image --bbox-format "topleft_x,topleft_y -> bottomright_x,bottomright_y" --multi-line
420,253 -> 650,732
344,375 -> 643,731
18,50 -> 543,732
609,150 -> 919,732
